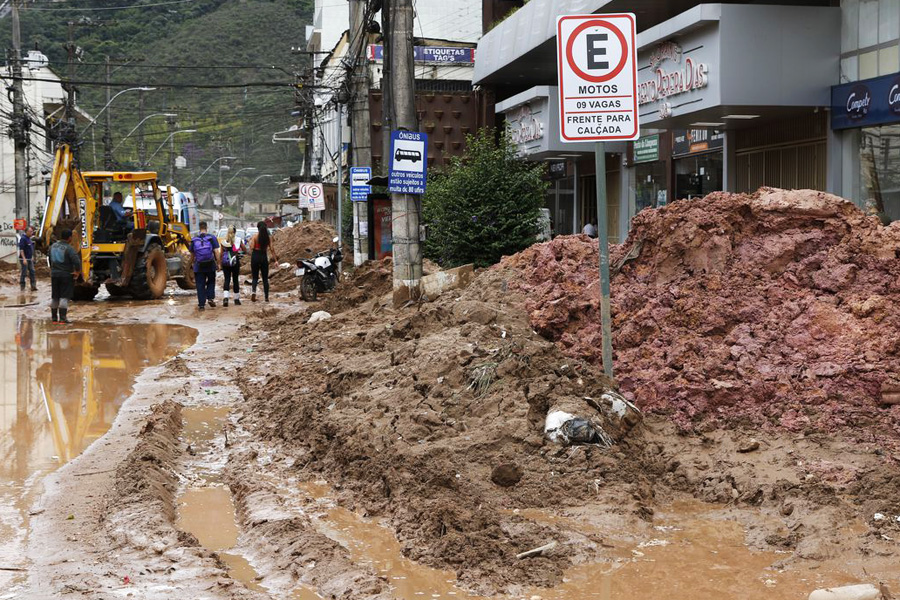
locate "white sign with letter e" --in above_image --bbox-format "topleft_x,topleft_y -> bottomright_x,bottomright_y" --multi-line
557,13 -> 639,142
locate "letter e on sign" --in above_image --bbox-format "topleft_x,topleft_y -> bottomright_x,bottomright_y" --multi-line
556,14 -> 639,142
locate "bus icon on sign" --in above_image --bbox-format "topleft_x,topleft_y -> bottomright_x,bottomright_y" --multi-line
394,148 -> 422,163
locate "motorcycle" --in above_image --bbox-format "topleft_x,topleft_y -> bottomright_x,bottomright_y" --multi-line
296,236 -> 342,301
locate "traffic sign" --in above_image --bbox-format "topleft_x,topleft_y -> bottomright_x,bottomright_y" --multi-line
299,182 -> 325,212
388,130 -> 428,195
350,167 -> 371,202
556,14 -> 639,142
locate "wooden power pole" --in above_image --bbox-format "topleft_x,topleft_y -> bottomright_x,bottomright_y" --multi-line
388,0 -> 422,304
10,0 -> 28,222
349,0 -> 371,266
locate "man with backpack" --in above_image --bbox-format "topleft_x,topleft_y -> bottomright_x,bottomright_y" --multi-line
49,229 -> 82,324
190,221 -> 220,311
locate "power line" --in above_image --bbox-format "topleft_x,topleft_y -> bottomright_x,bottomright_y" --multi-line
20,0 -> 200,11
12,75 -> 298,89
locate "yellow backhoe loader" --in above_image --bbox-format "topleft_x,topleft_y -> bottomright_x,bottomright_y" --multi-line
37,144 -> 195,300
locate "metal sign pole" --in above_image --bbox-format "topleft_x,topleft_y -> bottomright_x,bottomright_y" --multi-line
594,141 -> 614,379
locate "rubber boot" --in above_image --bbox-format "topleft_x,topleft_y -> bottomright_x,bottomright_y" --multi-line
51,308 -> 58,323
59,308 -> 69,324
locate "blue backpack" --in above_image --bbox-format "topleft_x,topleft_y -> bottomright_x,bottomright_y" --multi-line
193,234 -> 215,265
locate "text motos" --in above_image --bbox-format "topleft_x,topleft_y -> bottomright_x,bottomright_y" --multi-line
556,14 -> 640,142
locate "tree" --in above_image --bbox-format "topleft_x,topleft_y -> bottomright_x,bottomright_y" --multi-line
422,129 -> 547,268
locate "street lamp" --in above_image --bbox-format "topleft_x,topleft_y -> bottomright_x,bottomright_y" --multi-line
192,156 -> 238,187
245,174 -> 274,191
222,167 -> 256,190
83,86 -> 156,133
240,174 -> 274,218
111,113 -> 176,154
146,129 -> 197,163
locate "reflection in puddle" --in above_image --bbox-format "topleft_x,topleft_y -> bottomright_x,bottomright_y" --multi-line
0,312 -> 196,588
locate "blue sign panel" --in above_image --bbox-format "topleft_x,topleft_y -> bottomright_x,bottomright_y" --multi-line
832,73 -> 900,130
350,167 -> 371,202
367,45 -> 475,63
388,131 -> 428,195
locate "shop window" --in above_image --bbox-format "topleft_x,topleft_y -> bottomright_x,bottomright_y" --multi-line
675,154 -> 723,200
860,50 -> 879,79
880,0 -> 900,45
879,45 -> 900,75
842,56 -> 859,82
635,161 -> 667,212
860,0 -> 880,49
859,125 -> 900,223
843,0 -> 860,53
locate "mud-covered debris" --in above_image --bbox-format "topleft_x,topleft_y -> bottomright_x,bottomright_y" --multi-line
490,464 -> 523,487
738,439 -> 761,453
308,311 -> 332,323
545,410 -> 611,447
807,583 -> 880,600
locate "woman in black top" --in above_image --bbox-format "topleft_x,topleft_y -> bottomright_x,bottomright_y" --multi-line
248,221 -> 279,302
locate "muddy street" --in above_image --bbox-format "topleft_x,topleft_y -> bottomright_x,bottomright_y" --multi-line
1,191 -> 899,600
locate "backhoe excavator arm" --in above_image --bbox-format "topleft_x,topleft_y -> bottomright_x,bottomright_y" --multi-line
37,144 -> 95,277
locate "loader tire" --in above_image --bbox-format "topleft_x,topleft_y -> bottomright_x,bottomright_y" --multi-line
129,244 -> 168,299
72,284 -> 99,302
106,283 -> 128,297
175,254 -> 196,290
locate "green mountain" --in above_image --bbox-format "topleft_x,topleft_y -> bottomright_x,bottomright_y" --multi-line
3,0 -> 315,206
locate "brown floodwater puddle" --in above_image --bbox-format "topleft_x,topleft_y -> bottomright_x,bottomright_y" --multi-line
295,482 -> 879,600
0,311 -> 196,588
177,485 -> 322,599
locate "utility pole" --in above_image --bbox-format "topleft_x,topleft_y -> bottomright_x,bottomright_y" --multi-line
349,0 -> 371,266
167,115 -> 176,185
388,0 -> 422,305
64,22 -> 76,136
103,55 -> 113,169
137,91 -> 146,168
10,0 -> 28,222
336,101 -> 343,245
381,0 -> 393,175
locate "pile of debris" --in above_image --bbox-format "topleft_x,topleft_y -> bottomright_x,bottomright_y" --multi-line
502,188 -> 900,443
237,265 -> 640,592
252,222 -> 344,292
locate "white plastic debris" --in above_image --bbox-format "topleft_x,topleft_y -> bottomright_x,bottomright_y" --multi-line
874,513 -> 886,521
544,411 -> 578,443
808,584 -> 880,600
308,311 -> 332,323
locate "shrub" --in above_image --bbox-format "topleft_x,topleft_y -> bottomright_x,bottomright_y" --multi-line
422,129 -> 547,268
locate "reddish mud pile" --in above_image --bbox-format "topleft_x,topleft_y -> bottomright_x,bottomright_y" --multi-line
502,188 -> 900,443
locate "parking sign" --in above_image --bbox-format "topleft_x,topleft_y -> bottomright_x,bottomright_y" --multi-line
388,130 -> 428,194
557,14 -> 639,142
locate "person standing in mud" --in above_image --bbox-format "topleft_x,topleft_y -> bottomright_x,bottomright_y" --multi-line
220,226 -> 246,307
248,221 -> 279,302
49,229 -> 81,324
18,226 -> 37,291
190,221 -> 220,311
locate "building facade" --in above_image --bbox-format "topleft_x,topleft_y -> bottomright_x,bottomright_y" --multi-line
0,51 -> 88,261
476,0 -> 900,245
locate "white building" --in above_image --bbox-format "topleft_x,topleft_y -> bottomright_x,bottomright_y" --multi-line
0,51 -> 89,261
305,0 -> 483,189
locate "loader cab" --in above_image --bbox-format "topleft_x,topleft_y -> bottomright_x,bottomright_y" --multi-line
83,171 -> 163,244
